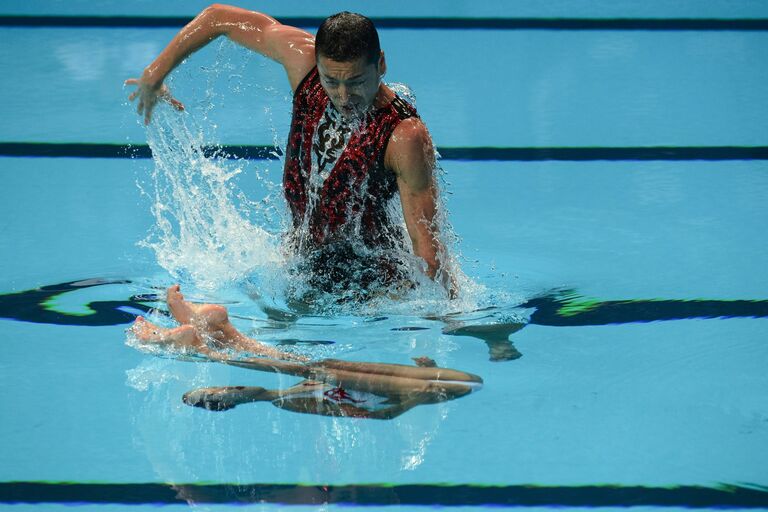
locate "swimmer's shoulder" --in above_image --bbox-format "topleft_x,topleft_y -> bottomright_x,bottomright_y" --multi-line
385,117 -> 434,179
261,24 -> 316,92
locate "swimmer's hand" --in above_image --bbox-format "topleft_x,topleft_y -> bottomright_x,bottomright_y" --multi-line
124,76 -> 184,125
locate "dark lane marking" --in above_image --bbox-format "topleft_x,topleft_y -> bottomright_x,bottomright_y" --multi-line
523,291 -> 768,327
2,15 -> 768,30
440,146 -> 768,161
3,280 -> 768,328
2,143 -> 768,161
0,142 -> 272,160
1,481 -> 767,507
0,279 -> 156,327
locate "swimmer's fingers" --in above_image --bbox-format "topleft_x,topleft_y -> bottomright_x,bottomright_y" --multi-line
141,92 -> 168,125
143,103 -> 154,125
124,77 -> 179,124
143,86 -> 184,124
165,95 -> 185,112
124,78 -> 141,102
124,78 -> 156,124
136,96 -> 156,125
157,83 -> 184,112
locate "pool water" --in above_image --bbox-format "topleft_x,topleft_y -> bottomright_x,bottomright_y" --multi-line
1,1 -> 768,510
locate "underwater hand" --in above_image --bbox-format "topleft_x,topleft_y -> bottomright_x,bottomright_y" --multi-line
124,77 -> 185,125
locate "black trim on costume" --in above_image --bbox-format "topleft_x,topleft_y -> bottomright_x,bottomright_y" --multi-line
292,66 -> 318,98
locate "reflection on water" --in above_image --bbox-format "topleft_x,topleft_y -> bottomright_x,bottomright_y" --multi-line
126,354 -> 462,483
3,276 -> 768,490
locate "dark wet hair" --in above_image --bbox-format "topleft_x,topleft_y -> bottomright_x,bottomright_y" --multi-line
315,12 -> 381,64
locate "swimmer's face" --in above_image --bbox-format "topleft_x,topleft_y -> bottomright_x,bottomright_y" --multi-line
316,53 -> 385,120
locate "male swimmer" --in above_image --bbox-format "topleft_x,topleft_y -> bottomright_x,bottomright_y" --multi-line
126,6 -> 455,296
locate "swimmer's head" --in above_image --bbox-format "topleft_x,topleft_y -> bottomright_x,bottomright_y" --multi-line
316,12 -> 386,119
316,12 -> 380,64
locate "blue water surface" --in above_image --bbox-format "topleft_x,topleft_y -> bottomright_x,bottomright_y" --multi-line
1,1 -> 767,511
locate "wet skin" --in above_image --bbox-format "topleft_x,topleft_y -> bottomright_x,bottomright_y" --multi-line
316,53 -> 391,120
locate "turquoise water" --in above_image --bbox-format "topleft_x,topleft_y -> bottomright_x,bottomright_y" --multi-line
1,1 -> 768,510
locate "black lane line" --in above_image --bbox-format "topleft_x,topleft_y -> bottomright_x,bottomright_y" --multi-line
440,146 -> 768,161
2,143 -> 768,162
1,15 -> 768,30
4,279 -> 768,327
2,482 -> 767,507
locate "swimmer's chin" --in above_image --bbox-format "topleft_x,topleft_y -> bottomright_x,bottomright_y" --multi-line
336,103 -> 370,121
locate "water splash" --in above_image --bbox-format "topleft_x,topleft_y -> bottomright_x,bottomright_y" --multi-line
138,108 -> 283,292
133,55 -> 487,318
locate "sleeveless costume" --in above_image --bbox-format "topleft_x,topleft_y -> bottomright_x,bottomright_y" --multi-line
283,67 -> 419,292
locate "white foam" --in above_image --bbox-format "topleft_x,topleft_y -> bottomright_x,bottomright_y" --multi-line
138,108 -> 283,292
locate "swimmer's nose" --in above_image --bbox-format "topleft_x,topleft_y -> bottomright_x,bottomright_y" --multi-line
337,85 -> 350,104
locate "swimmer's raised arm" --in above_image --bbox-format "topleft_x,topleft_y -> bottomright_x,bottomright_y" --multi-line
126,4 -> 316,123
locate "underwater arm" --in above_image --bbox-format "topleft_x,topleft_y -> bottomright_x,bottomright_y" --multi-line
388,119 -> 457,297
126,4 -> 315,123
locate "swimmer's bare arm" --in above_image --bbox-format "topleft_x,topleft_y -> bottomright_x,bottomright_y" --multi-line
387,118 -> 457,296
126,3 -> 315,123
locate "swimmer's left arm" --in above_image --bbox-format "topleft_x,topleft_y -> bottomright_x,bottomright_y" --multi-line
387,119 -> 456,297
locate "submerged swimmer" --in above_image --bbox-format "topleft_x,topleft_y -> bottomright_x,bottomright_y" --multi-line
130,284 -> 302,360
131,286 -> 482,419
126,5 -> 455,297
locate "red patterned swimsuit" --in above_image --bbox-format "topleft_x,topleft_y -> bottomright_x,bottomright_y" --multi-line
283,67 -> 418,290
